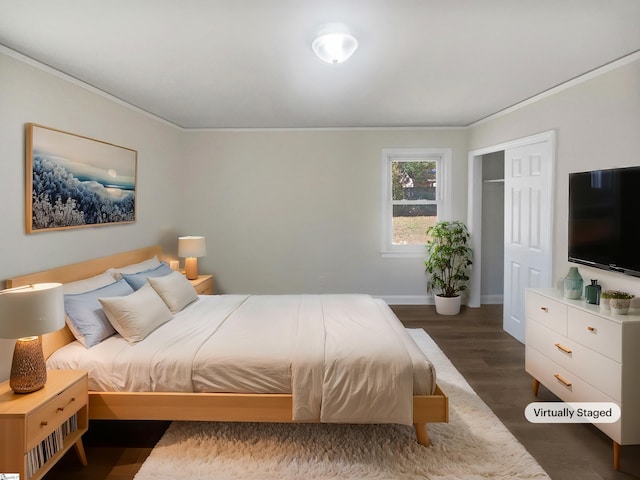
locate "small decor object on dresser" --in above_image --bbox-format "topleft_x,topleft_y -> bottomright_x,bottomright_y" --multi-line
584,279 -> 602,305
605,291 -> 635,315
563,266 -> 583,299
600,290 -> 615,311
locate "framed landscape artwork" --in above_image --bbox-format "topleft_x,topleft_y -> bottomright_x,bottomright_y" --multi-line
25,124 -> 137,233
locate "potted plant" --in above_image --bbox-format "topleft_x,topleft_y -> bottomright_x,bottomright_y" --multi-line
424,220 -> 473,315
601,290 -> 634,314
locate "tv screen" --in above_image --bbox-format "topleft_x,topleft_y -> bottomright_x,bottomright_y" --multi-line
568,166 -> 640,277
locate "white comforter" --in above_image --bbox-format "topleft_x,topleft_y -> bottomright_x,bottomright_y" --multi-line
47,294 -> 435,425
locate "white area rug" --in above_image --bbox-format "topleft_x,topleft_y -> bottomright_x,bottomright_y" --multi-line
134,329 -> 550,480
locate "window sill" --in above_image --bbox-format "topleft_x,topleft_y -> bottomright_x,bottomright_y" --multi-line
380,251 -> 426,259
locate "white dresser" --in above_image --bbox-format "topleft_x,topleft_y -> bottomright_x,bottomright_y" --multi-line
525,289 -> 640,470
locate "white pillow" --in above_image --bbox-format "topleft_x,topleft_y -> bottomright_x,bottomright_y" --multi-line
63,272 -> 116,294
148,271 -> 199,313
107,256 -> 161,280
99,283 -> 173,344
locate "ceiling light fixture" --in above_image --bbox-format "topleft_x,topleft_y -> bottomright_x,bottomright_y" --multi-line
312,30 -> 358,64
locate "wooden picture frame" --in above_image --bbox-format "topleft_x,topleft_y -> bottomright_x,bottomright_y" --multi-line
25,123 -> 137,233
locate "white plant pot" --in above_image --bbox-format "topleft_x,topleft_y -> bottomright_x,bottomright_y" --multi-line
434,295 -> 461,315
610,298 -> 631,315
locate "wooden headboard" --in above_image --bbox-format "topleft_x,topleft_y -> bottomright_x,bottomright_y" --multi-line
6,245 -> 163,358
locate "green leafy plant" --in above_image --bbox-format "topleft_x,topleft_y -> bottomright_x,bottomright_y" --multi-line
600,290 -> 634,300
424,220 -> 473,298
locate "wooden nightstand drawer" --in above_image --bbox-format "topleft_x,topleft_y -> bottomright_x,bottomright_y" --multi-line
0,370 -> 89,479
26,377 -> 87,450
189,274 -> 214,295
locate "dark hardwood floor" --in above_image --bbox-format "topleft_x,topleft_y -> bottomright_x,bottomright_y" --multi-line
395,304 -> 640,480
46,304 -> 639,480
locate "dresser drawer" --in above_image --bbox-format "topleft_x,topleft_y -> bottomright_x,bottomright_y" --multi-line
26,378 -> 87,449
568,309 -> 621,362
526,321 -> 621,401
526,291 -> 567,335
525,348 -> 621,442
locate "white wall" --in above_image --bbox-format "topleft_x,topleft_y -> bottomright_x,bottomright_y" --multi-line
178,129 -> 468,300
0,50 -> 469,381
469,56 -> 640,298
2,47 -> 639,381
0,51 -> 183,380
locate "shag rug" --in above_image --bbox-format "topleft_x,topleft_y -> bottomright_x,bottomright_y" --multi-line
134,329 -> 550,480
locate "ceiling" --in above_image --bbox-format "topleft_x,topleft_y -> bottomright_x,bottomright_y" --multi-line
1,1 -> 639,129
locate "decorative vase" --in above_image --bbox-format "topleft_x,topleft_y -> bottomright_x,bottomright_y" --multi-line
584,279 -> 601,305
600,297 -> 610,311
610,298 -> 631,315
434,295 -> 461,315
563,267 -> 583,300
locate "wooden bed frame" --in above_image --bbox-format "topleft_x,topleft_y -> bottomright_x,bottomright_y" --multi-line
6,246 -> 448,446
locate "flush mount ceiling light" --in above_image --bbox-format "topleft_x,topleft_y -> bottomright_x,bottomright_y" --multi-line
312,31 -> 358,64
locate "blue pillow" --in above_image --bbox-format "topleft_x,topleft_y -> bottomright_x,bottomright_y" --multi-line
121,262 -> 173,290
64,279 -> 135,348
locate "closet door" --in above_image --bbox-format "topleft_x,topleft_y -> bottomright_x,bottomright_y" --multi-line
503,140 -> 553,343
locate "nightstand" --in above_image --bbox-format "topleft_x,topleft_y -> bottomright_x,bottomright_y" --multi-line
188,274 -> 215,295
0,370 -> 88,480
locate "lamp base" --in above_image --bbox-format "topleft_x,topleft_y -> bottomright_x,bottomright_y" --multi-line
10,336 -> 47,394
184,257 -> 199,280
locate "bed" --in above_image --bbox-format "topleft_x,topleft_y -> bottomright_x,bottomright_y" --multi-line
6,246 -> 448,446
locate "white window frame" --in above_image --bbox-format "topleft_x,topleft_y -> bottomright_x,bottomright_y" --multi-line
381,147 -> 452,258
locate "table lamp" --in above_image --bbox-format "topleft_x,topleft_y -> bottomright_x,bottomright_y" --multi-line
178,236 -> 206,280
0,283 -> 65,393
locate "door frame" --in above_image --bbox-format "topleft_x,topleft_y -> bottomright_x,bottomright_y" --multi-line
467,130 -> 556,307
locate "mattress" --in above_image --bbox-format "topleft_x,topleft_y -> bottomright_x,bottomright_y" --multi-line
47,294 -> 436,425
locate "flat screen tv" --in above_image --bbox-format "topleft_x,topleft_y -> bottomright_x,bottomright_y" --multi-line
568,166 -> 640,277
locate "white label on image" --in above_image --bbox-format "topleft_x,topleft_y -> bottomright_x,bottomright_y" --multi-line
524,402 -> 620,423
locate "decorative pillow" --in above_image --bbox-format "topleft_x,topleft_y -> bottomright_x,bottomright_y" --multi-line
62,272 -> 117,294
99,283 -> 173,344
107,256 -> 161,280
64,279 -> 135,348
148,271 -> 199,313
121,262 -> 173,290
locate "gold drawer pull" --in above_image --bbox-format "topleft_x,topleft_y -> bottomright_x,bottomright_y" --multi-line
554,343 -> 572,354
57,397 -> 76,412
540,307 -> 549,312
587,326 -> 596,333
554,373 -> 572,387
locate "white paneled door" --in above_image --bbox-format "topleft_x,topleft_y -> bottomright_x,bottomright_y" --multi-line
503,138 -> 553,342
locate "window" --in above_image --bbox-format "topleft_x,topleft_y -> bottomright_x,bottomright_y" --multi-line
381,148 -> 451,257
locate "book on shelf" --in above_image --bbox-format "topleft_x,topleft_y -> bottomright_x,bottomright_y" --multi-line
24,412 -> 78,479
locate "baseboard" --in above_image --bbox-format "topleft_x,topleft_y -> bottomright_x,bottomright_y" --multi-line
481,294 -> 504,304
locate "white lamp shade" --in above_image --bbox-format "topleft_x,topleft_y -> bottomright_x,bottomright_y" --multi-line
178,236 -> 206,258
312,33 -> 358,64
0,283 -> 65,339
